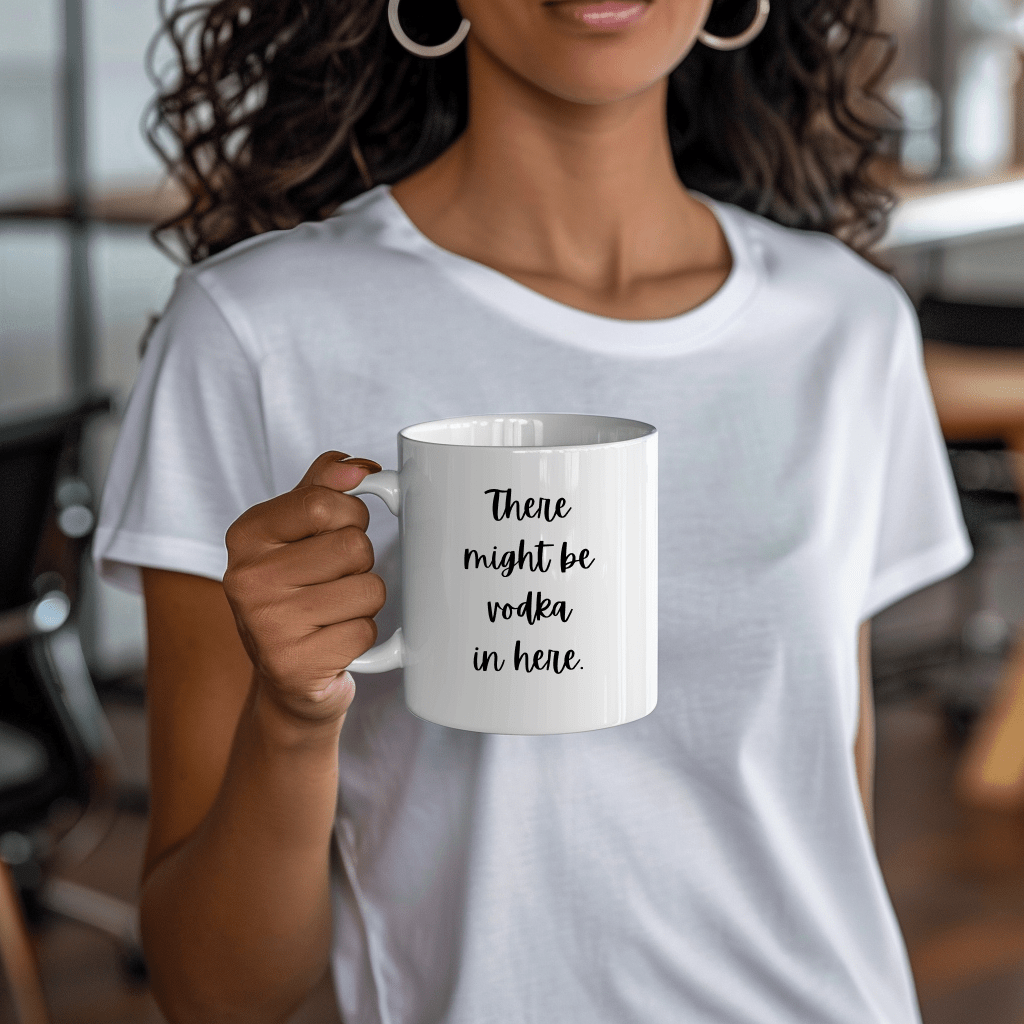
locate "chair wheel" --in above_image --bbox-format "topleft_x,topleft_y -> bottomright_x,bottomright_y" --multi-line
119,945 -> 148,985
941,701 -> 978,744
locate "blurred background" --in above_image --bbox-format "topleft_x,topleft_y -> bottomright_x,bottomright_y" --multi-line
1,0 -> 1024,1021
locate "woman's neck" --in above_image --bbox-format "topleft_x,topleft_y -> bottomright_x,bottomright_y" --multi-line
392,39 -> 731,320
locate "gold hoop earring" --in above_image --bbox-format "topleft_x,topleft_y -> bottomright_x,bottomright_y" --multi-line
388,0 -> 470,58
698,0 -> 770,50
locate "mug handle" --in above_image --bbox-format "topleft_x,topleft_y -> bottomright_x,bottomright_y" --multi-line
343,470 -> 405,673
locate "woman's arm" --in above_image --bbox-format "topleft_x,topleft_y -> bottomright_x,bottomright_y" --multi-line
139,455 -> 383,1024
854,621 -> 875,839
141,570 -> 340,1024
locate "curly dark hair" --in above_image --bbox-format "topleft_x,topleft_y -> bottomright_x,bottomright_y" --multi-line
147,0 -> 895,264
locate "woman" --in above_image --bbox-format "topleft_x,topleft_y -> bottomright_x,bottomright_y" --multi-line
95,0 -> 971,1020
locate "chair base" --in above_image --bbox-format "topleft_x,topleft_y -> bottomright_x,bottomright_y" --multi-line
0,859 -> 50,1024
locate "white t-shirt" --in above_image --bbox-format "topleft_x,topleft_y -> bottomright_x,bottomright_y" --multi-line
96,185 -> 970,1024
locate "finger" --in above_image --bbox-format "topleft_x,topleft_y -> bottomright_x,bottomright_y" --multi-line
258,526 -> 375,587
296,451 -> 349,489
266,617 -> 379,689
228,486 -> 370,552
300,617 -> 379,672
256,667 -> 357,725
281,572 -> 386,630
296,451 -> 383,493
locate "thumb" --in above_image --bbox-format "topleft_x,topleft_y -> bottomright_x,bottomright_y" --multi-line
295,451 -> 383,491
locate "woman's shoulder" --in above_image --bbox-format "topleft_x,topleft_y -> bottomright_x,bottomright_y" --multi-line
709,199 -> 920,384
160,187 -> 421,360
714,198 -> 908,316
180,187 -> 405,317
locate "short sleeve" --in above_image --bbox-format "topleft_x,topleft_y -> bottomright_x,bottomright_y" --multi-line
94,272 -> 274,594
860,296 -> 972,619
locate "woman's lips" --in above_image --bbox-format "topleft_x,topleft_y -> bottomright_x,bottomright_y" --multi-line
558,1 -> 650,29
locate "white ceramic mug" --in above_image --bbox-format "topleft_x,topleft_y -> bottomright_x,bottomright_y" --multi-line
347,413 -> 657,734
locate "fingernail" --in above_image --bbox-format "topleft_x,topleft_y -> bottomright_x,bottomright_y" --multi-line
334,452 -> 352,461
340,457 -> 382,473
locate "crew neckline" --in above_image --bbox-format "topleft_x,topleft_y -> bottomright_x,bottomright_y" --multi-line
339,184 -> 762,355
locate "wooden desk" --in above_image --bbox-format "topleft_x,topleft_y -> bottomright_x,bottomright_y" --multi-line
0,180 -> 185,228
880,165 -> 1024,252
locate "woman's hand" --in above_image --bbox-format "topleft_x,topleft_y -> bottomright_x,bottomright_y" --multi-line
141,450 -> 383,1023
222,450 -> 386,726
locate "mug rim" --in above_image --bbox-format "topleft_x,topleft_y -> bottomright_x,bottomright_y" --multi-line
398,413 -> 657,450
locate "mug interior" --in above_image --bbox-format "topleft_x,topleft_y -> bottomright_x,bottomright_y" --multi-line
400,414 -> 655,448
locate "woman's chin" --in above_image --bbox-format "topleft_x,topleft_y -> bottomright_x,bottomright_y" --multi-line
472,36 -> 682,109
520,60 -> 677,107
461,0 -> 702,109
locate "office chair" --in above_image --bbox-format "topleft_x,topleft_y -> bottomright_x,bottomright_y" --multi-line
0,395 -> 143,1024
915,296 -> 1024,808
910,297 -> 1024,723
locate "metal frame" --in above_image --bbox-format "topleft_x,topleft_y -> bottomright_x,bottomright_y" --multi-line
62,0 -> 95,392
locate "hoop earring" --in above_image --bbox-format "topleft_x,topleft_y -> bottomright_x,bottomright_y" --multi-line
388,0 -> 470,57
698,0 -> 769,50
